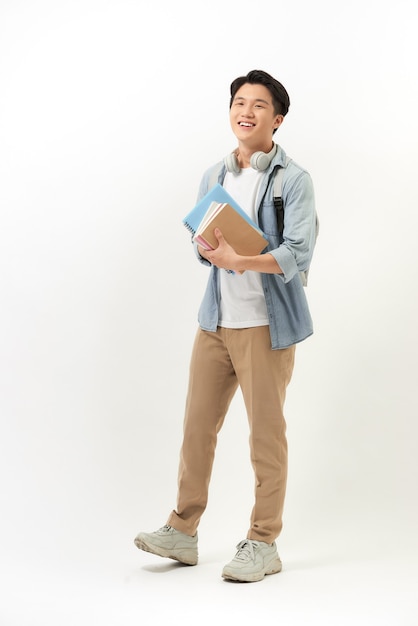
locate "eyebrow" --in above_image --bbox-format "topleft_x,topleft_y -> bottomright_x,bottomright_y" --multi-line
234,96 -> 271,106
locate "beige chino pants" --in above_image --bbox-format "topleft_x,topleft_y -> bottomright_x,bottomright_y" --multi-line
167,326 -> 295,544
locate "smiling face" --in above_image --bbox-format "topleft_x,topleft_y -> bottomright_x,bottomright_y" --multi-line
229,83 -> 284,153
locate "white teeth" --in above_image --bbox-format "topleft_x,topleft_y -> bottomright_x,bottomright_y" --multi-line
239,122 -> 254,127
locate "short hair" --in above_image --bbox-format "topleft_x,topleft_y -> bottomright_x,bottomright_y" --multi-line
229,70 -> 290,124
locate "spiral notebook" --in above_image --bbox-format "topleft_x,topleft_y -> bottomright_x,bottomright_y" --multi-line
182,184 -> 268,255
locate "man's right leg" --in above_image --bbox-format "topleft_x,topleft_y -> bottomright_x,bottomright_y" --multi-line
134,328 -> 237,563
167,327 -> 238,536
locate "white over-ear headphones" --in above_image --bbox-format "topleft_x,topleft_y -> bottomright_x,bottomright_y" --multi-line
224,143 -> 277,174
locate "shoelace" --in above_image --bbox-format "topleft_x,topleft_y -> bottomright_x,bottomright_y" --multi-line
158,525 -> 173,534
234,539 -> 258,562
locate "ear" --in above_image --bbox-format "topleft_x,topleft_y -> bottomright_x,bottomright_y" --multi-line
273,114 -> 284,131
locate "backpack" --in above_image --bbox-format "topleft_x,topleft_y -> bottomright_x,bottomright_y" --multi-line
209,156 -> 319,286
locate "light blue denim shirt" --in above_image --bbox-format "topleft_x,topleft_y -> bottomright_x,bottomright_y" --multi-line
194,144 -> 317,349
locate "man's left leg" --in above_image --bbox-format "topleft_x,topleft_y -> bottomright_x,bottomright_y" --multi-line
221,326 -> 295,581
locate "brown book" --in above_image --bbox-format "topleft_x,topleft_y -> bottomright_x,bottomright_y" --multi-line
192,201 -> 268,256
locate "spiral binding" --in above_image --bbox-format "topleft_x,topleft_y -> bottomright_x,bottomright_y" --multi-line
183,221 -> 195,234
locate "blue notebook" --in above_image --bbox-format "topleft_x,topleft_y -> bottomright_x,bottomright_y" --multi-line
182,183 -> 266,240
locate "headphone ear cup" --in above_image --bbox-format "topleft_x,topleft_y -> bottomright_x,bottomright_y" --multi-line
250,151 -> 270,171
224,152 -> 241,174
250,144 -> 278,171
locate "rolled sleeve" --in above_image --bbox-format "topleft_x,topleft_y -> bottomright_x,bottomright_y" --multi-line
194,241 -> 212,266
192,167 -> 218,267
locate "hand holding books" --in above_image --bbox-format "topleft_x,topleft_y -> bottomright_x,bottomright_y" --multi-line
198,226 -> 242,274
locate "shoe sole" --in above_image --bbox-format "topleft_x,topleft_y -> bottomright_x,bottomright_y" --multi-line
222,558 -> 282,582
134,536 -> 198,566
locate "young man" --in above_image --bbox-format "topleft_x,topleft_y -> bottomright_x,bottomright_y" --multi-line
135,70 -> 317,582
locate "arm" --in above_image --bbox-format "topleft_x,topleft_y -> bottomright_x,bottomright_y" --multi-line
199,229 -> 283,274
194,161 -> 316,277
270,169 -> 316,282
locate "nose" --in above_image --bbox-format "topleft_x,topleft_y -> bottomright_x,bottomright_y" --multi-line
242,104 -> 254,117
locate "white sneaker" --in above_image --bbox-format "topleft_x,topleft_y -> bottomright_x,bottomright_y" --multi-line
134,525 -> 198,565
222,539 -> 282,582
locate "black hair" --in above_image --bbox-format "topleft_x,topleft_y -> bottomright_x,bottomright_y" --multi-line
229,70 -> 290,124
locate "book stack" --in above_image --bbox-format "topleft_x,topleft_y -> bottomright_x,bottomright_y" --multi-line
182,184 -> 268,256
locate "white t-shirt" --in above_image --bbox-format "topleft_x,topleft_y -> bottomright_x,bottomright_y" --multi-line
218,168 -> 269,329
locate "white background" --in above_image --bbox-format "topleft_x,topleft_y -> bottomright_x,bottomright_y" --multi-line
1,0 -> 417,624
